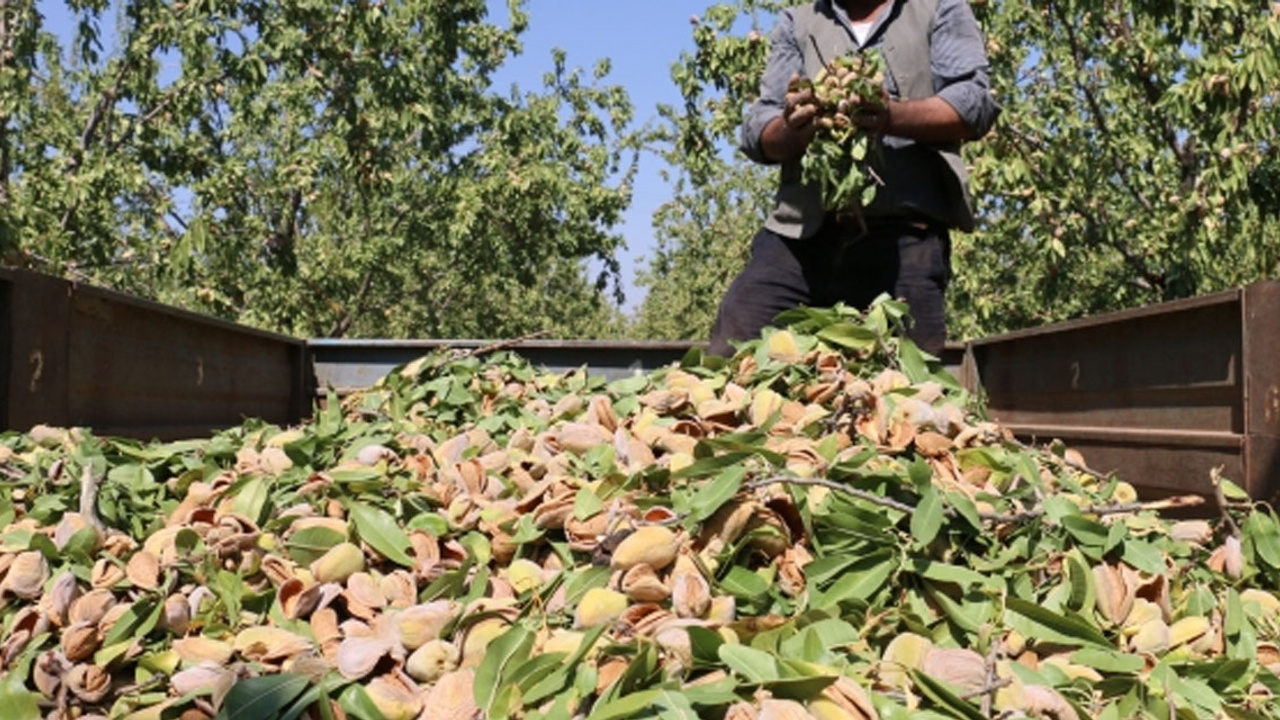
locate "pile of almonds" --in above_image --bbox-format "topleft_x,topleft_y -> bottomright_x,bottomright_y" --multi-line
1,299 -> 1279,720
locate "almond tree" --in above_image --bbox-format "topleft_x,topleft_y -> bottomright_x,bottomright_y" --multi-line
0,0 -> 637,338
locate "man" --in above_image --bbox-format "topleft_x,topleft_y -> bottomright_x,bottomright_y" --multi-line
708,0 -> 998,357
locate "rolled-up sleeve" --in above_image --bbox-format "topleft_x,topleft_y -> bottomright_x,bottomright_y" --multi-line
740,11 -> 803,164
931,0 -> 1000,137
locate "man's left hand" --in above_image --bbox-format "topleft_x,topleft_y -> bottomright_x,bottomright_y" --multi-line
853,86 -> 892,135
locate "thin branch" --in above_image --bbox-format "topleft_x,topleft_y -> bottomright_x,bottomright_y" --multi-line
1050,2 -> 1154,215
59,55 -> 136,234
976,495 -> 1203,524
1008,438 -> 1114,486
747,474 -> 1205,524
978,643 -> 1001,717
432,330 -> 553,370
1211,467 -> 1241,538
78,465 -> 105,533
745,476 -> 924,515
1002,123 -> 1165,292
107,70 -> 233,154
327,267 -> 377,338
1113,13 -> 1195,178
961,676 -> 1012,703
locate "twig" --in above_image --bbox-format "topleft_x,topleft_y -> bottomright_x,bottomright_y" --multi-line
807,35 -> 833,72
973,495 -> 1203,524
746,474 -> 1204,524
431,330 -> 553,370
79,465 -> 105,533
115,672 -> 169,696
1009,438 -> 1115,486
745,476 -> 917,515
980,642 -> 1000,716
1211,466 -> 1242,537
961,676 -> 1012,703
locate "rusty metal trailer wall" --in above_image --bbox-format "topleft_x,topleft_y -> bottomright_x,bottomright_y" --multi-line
306,340 -> 969,392
307,339 -> 709,389
966,282 -> 1280,503
4,266 -> 1279,503
0,269 -> 309,439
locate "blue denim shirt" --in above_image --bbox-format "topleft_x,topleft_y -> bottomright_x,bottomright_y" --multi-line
741,0 -> 999,163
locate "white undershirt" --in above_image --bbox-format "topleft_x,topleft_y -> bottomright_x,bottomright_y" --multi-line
850,20 -> 874,46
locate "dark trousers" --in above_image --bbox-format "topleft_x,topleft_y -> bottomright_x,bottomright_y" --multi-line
708,219 -> 952,357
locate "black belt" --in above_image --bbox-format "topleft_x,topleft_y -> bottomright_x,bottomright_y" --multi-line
824,212 -> 937,242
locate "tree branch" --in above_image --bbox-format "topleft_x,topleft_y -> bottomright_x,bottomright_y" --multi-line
59,55 -> 136,235
1002,123 -> 1165,292
327,267 -> 376,338
1113,13 -> 1196,181
746,474 -> 1205,524
1050,2 -> 1154,215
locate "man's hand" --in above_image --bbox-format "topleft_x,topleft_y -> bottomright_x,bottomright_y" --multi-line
761,73 -> 820,162
783,74 -> 819,137
852,85 -> 892,135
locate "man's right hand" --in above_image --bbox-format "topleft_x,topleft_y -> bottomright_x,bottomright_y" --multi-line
762,74 -> 819,162
783,74 -> 819,136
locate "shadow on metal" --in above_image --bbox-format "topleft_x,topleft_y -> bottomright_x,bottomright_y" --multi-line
4,267 -> 1279,506
0,269 -> 308,440
963,282 -> 1280,506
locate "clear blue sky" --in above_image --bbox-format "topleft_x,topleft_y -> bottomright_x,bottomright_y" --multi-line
41,0 -> 734,313
484,0 -> 711,312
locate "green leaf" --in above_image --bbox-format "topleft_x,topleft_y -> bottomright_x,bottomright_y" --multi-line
337,683 -> 385,720
720,566 -> 770,600
475,625 -> 536,715
670,451 -> 754,479
348,502 -> 415,567
0,674 -> 41,720
816,549 -> 896,606
102,598 -> 158,647
231,477 -> 270,526
911,488 -> 944,546
911,670 -> 986,720
1004,598 -> 1110,648
687,626 -> 725,666
1245,512 -> 1280,568
285,526 -> 347,566
1062,515 -> 1109,547
574,487 -> 605,521
523,625 -> 607,706
898,339 -> 930,383
217,674 -> 310,720
509,515 -> 545,544
689,466 -> 746,522
1070,648 -> 1144,674
719,644 -> 782,684
1120,539 -> 1167,575
817,321 -> 878,351
911,558 -> 998,590
587,689 -> 697,720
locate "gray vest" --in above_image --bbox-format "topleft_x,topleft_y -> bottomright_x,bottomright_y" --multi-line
765,0 -> 976,238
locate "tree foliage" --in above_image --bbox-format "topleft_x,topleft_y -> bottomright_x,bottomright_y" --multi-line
952,0 -> 1280,337
0,0 -> 637,338
639,0 -> 1280,340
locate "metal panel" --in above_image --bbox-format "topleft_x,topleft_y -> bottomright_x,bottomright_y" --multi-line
307,339 -> 706,391
1241,283 -> 1280,501
968,282 -> 1280,503
1,269 -> 307,439
1,270 -> 73,430
307,339 -> 971,396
